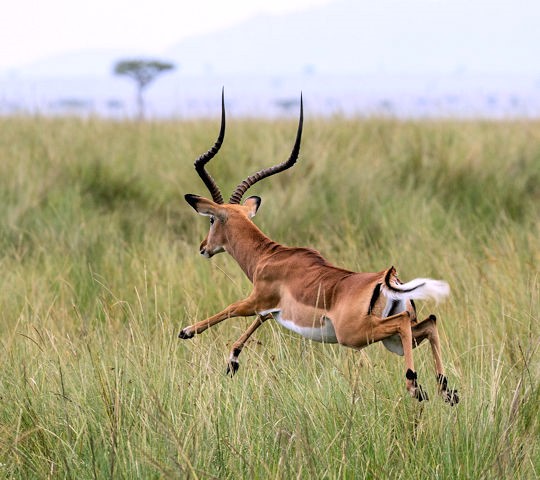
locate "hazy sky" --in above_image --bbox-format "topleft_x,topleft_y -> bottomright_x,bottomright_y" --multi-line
2,0 -> 539,116
1,0 -> 539,76
0,0 -> 333,70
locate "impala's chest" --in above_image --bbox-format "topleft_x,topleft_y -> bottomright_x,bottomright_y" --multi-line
260,308 -> 338,343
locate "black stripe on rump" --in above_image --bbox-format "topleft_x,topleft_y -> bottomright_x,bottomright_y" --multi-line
367,283 -> 381,315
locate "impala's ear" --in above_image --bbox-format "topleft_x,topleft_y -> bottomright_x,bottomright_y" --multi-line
243,196 -> 261,218
185,194 -> 221,217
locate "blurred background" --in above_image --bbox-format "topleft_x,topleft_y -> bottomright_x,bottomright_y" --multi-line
1,0 -> 539,118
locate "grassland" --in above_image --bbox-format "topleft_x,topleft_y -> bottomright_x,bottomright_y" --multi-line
0,114 -> 538,479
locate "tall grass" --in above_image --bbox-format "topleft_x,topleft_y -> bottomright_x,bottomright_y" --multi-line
0,115 -> 538,478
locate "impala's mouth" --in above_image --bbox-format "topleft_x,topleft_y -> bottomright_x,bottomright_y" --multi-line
200,246 -> 224,258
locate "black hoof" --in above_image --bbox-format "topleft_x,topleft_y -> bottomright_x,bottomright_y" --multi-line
414,384 -> 429,402
226,360 -> 239,377
178,329 -> 194,339
437,374 -> 459,406
443,389 -> 459,406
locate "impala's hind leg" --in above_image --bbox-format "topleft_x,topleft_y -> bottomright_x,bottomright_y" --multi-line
380,312 -> 428,401
341,311 -> 427,401
412,315 -> 459,405
226,314 -> 270,376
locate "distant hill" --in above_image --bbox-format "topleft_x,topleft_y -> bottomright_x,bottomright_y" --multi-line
164,0 -> 540,76
5,0 -> 539,79
1,0 -> 539,118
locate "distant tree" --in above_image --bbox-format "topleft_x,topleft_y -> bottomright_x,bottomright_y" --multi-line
113,59 -> 175,119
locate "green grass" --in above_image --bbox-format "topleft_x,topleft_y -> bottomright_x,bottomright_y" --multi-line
0,115 -> 538,479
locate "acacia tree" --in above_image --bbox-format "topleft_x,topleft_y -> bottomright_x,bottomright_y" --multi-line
113,59 -> 175,119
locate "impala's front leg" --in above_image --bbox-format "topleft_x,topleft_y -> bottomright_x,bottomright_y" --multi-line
179,297 -> 258,339
226,314 -> 271,376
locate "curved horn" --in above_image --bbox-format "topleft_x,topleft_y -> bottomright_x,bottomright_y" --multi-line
193,88 -> 225,204
229,93 -> 303,204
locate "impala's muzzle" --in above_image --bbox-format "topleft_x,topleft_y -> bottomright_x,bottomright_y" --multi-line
199,240 -> 223,258
199,240 -> 210,258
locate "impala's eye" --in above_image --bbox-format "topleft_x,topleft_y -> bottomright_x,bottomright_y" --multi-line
210,217 -> 215,225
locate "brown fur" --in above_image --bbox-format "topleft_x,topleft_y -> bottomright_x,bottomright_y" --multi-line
181,194 -> 457,403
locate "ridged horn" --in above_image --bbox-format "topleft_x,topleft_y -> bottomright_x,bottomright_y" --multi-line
193,88 -> 225,204
228,93 -> 303,204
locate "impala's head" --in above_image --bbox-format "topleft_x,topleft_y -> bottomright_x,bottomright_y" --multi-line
185,89 -> 303,259
184,193 -> 261,258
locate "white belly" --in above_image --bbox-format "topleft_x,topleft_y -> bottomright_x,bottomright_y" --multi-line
260,309 -> 338,343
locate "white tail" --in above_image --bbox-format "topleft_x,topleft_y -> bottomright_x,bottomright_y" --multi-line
383,272 -> 450,303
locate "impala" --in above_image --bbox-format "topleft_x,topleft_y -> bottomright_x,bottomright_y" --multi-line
180,92 -> 458,404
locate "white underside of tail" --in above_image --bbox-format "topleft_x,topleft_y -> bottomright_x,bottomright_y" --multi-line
380,276 -> 449,356
382,278 -> 450,303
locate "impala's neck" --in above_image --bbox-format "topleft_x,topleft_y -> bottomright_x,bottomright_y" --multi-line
224,221 -> 281,282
